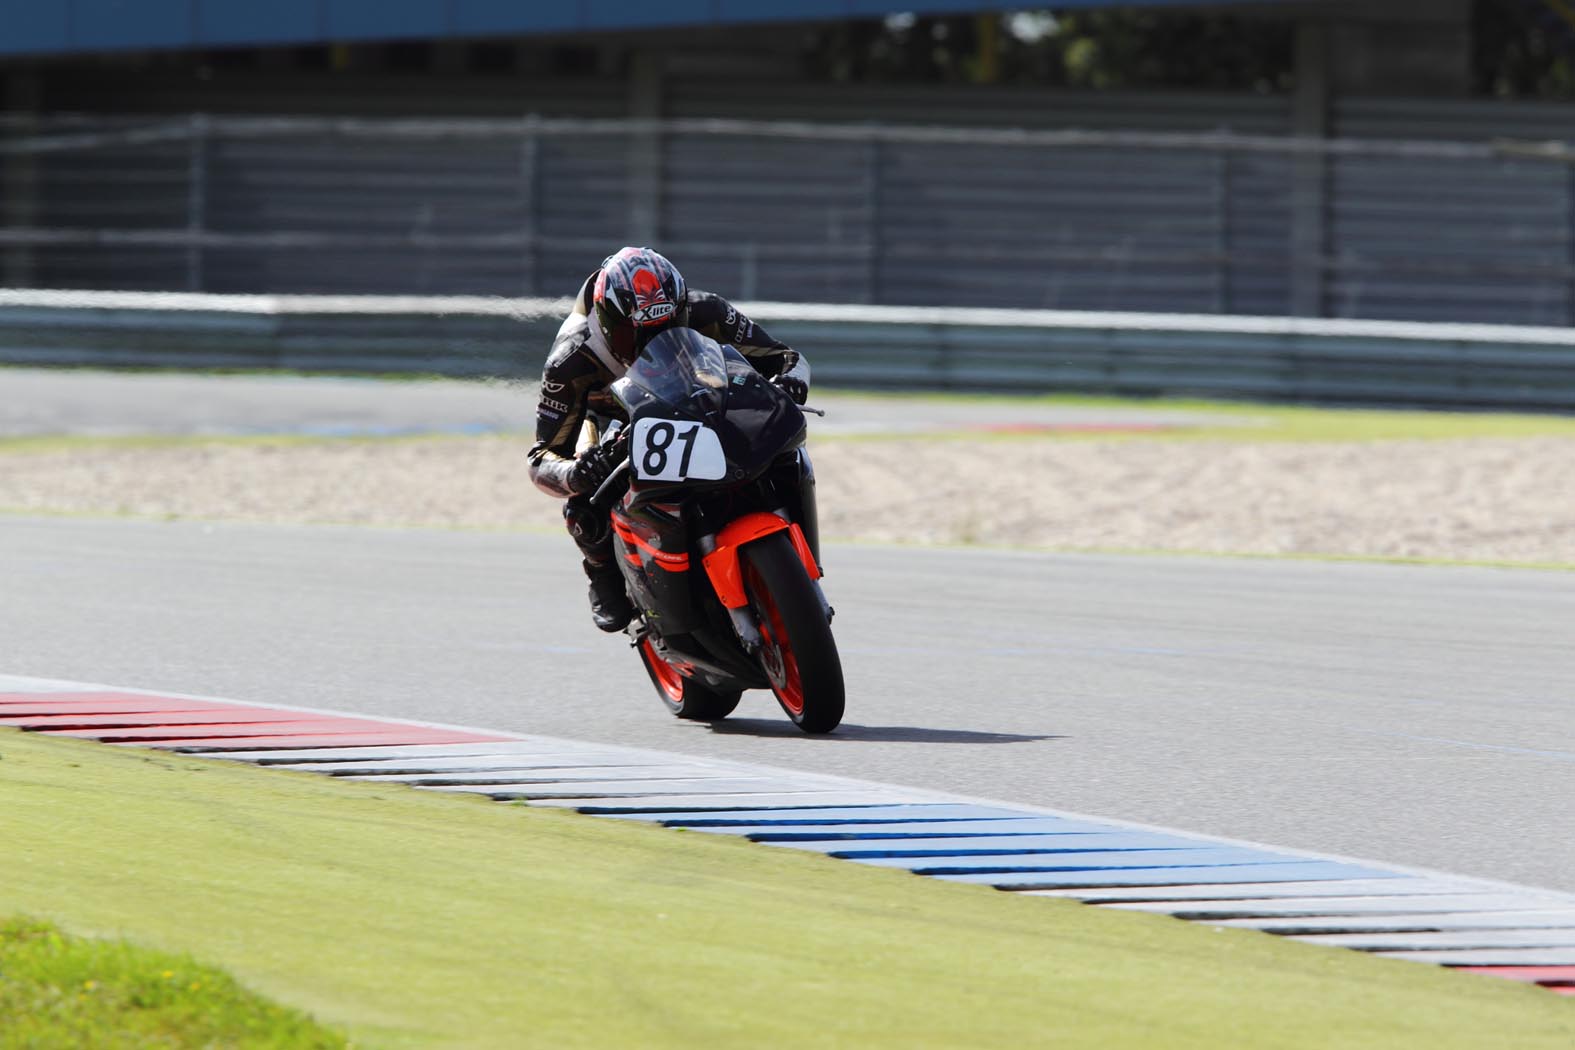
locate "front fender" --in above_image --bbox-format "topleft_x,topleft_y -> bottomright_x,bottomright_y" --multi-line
701,512 -> 820,609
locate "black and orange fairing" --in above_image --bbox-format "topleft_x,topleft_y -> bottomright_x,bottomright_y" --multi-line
611,511 -> 691,573
609,500 -> 710,638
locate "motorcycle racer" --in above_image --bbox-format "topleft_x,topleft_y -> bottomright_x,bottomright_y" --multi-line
527,246 -> 810,632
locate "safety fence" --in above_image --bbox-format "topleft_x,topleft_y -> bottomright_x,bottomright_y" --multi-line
2,113 -> 1574,327
3,290 -> 1573,410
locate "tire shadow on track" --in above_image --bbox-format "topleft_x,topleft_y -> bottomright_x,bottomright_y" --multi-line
703,719 -> 1059,744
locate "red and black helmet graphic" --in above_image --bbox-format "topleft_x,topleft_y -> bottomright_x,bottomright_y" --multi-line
593,247 -> 688,366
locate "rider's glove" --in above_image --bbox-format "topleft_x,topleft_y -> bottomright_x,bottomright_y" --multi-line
568,442 -> 620,496
773,373 -> 809,406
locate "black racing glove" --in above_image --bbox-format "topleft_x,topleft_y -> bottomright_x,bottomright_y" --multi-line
773,373 -> 809,406
568,441 -> 621,496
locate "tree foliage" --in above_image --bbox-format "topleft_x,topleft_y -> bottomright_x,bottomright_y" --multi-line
802,3 -> 1575,99
801,10 -> 1293,92
1476,0 -> 1575,98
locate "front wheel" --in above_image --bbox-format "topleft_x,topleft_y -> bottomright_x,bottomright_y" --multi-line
637,636 -> 741,722
741,532 -> 845,734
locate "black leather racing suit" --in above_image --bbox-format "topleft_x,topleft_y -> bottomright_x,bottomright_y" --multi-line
527,274 -> 801,573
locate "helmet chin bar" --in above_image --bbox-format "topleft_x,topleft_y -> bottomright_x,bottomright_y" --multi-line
624,317 -> 681,364
607,322 -> 639,367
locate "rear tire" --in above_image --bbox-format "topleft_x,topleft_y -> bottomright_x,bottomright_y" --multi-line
741,532 -> 845,734
637,636 -> 741,721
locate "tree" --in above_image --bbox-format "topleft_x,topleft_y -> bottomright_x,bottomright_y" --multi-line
1476,0 -> 1575,98
801,9 -> 1293,93
802,2 -> 1575,100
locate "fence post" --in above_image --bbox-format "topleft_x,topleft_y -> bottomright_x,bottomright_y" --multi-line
864,136 -> 882,304
1291,20 -> 1330,317
185,113 -> 209,292
1568,165 -> 1575,327
626,53 -> 663,246
1,72 -> 42,288
1215,149 -> 1232,314
521,116 -> 540,296
740,242 -> 758,301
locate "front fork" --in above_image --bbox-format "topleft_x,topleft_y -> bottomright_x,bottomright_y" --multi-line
788,448 -> 821,567
784,450 -> 830,623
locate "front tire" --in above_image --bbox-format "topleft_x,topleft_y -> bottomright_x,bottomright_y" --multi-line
637,636 -> 741,721
741,532 -> 845,734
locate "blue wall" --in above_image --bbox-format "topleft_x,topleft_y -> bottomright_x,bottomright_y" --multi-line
0,0 -> 1289,57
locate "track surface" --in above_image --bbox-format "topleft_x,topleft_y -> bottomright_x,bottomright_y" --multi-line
3,514 -> 1571,894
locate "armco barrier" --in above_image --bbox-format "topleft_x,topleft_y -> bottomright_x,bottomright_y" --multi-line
2,290 -> 1574,410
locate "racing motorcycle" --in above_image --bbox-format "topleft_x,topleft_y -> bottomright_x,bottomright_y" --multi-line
589,328 -> 844,734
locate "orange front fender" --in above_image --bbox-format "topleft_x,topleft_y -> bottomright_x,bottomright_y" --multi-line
702,512 -> 821,609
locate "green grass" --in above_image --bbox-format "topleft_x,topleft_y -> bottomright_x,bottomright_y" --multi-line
811,390 -> 1575,444
1132,400 -> 1575,443
0,729 -> 1569,1049
0,917 -> 346,1049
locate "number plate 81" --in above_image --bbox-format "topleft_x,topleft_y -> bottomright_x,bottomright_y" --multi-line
629,418 -> 728,482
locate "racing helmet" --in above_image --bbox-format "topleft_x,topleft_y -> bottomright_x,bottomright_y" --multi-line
593,246 -> 688,367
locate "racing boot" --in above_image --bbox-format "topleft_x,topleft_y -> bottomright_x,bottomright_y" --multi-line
584,559 -> 635,633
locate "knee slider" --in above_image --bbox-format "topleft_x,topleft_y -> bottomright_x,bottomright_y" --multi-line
563,497 -> 610,547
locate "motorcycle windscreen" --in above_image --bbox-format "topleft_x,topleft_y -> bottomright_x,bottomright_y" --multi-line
612,328 -> 728,419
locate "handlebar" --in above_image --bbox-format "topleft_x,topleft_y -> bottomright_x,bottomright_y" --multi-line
589,457 -> 631,508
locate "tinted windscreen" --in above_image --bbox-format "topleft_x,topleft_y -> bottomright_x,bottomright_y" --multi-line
617,329 -> 728,409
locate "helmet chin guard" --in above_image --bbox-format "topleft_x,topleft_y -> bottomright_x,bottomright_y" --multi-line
593,246 -> 687,367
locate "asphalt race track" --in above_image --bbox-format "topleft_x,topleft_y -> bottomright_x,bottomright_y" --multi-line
4,514 -> 1571,895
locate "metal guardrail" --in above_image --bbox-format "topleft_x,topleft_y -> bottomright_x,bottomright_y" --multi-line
2,290 -> 1573,410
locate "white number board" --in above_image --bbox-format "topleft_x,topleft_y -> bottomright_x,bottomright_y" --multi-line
630,418 -> 728,482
